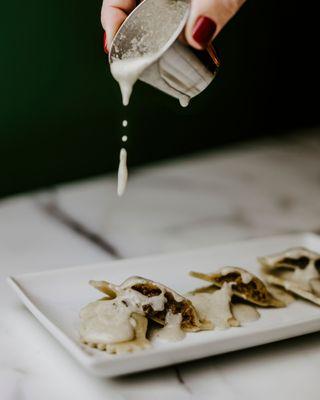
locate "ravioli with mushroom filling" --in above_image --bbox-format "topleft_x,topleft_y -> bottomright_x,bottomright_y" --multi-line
190,267 -> 285,307
119,276 -> 208,331
80,276 -> 208,353
259,247 -> 320,306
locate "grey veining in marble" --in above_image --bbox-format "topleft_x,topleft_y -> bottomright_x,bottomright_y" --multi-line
53,131 -> 320,257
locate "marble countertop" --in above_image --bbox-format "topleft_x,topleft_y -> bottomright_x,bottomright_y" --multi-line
1,128 -> 320,399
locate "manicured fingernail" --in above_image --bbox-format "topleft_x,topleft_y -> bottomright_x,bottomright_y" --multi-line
192,16 -> 217,47
103,31 -> 108,53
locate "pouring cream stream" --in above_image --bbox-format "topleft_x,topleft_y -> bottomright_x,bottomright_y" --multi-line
111,54 -> 162,197
112,52 -> 190,196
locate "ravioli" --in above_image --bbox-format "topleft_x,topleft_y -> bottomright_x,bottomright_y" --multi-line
118,276 -> 208,331
190,267 -> 285,307
80,276 -> 209,353
259,247 -> 320,306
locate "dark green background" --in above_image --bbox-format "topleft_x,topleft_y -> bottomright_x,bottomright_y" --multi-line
1,1 -> 318,198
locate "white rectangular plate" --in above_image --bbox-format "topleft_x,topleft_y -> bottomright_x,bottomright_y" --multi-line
7,233 -> 320,377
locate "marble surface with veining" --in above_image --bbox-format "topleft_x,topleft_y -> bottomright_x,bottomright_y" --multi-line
1,128 -> 320,399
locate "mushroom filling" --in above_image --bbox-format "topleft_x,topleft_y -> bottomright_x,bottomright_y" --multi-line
131,284 -> 195,329
278,256 -> 310,269
131,283 -> 162,297
213,273 -> 269,303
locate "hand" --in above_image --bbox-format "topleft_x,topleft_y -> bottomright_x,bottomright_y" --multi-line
101,0 -> 246,52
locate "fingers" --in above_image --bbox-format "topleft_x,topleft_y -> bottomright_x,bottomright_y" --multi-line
101,0 -> 245,52
185,0 -> 246,49
101,0 -> 136,52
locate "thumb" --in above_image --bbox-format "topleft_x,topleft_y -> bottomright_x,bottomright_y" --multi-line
101,0 -> 136,52
185,0 -> 246,50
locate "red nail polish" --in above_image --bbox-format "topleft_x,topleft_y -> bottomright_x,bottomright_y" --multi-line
103,31 -> 108,54
192,16 -> 217,47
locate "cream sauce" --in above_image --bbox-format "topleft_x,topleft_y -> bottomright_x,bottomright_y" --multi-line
80,281 -> 169,345
221,267 -> 253,284
111,55 -> 158,197
117,148 -> 128,197
179,95 -> 190,107
152,312 -> 186,342
310,278 -> 320,297
110,55 -> 159,106
79,300 -> 135,344
188,283 -> 236,330
231,303 -> 260,324
291,261 -> 319,286
277,268 -> 318,292
111,49 -> 191,196
267,285 -> 295,305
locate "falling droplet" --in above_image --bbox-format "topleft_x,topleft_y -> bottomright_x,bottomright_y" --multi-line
117,148 -> 128,196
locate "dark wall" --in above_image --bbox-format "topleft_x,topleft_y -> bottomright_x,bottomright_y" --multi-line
0,1 -> 318,197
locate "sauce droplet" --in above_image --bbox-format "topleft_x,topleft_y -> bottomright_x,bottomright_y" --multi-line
179,95 -> 190,108
117,148 -> 128,196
